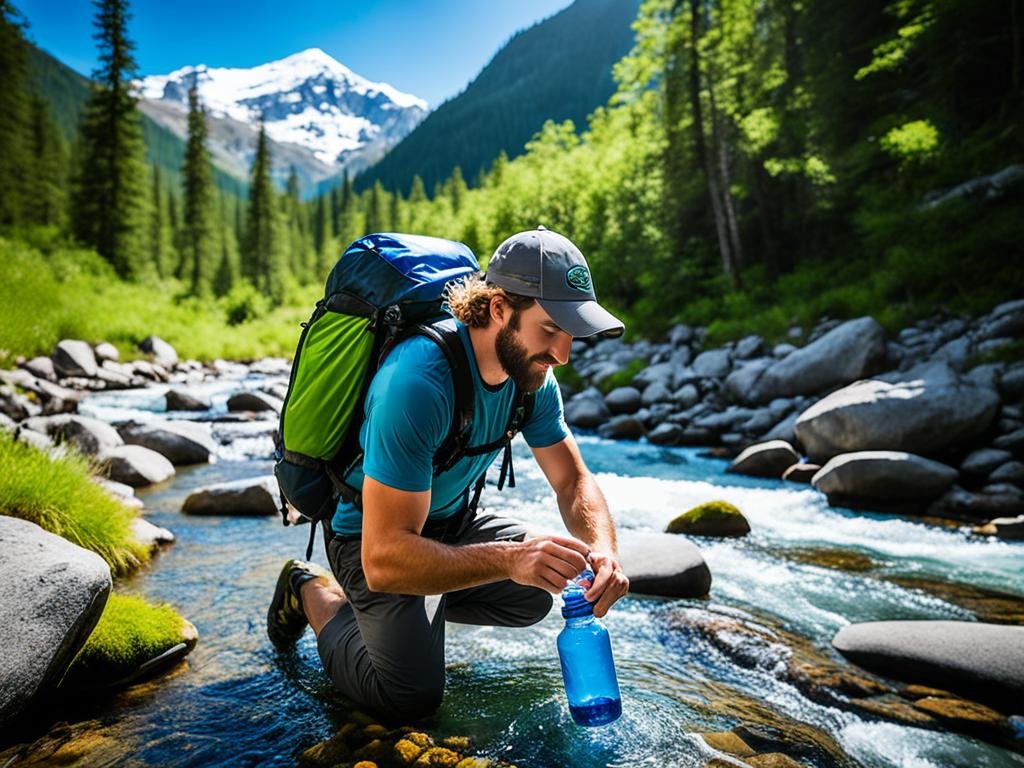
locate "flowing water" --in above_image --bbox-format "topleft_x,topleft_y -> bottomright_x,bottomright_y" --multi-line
11,371 -> 1024,767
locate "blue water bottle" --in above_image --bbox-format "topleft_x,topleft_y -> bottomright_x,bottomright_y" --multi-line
557,569 -> 622,726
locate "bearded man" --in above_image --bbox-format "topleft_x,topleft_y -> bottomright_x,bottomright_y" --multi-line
267,226 -> 630,721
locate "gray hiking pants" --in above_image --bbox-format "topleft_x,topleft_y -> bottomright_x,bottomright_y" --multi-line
317,511 -> 552,721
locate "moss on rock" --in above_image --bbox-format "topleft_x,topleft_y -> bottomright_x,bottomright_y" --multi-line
666,500 -> 750,537
65,593 -> 196,687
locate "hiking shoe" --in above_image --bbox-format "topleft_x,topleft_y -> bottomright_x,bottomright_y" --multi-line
267,559 -> 329,649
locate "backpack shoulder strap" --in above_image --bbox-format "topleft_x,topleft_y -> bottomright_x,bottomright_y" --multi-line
412,319 -> 475,475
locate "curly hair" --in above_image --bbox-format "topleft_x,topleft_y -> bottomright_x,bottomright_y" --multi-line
444,273 -> 536,328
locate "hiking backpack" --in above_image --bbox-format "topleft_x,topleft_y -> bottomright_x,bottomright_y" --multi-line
274,232 -> 534,558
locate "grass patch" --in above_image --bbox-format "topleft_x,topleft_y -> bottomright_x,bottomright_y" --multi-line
597,357 -> 647,394
0,236 -> 315,367
69,593 -> 188,682
967,338 -> 1024,369
0,434 -> 147,575
554,362 -> 585,393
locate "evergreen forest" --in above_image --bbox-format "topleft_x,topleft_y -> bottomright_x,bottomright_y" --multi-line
1,0 -> 1021,364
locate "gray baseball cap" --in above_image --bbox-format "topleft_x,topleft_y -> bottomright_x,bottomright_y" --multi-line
485,226 -> 625,339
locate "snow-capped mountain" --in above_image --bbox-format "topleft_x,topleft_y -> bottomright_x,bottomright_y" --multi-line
138,48 -> 427,192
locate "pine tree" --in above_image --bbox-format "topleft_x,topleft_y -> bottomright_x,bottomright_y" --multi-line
448,166 -> 467,213
182,79 -> 217,295
244,121 -> 285,303
408,174 -> 427,204
364,180 -> 388,234
0,2 -> 32,226
149,164 -> 167,277
213,190 -> 239,296
26,96 -> 68,228
70,0 -> 151,278
389,189 -> 403,232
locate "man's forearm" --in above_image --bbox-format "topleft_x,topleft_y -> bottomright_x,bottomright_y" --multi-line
557,470 -> 617,556
363,532 -> 518,594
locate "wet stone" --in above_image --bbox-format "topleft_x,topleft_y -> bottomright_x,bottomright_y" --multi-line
700,731 -> 755,757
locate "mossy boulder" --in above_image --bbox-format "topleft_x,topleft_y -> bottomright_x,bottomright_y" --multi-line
666,500 -> 750,537
64,593 -> 197,689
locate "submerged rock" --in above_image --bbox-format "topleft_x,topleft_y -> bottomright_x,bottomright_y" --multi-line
0,517 -> 111,728
182,476 -> 278,516
832,620 -> 1024,711
618,532 -> 712,597
165,389 -> 210,412
99,445 -> 176,487
728,440 -> 800,479
665,500 -> 750,538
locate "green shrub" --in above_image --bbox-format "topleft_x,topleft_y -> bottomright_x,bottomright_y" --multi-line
598,357 -> 647,394
0,434 -> 147,575
223,283 -> 271,326
554,362 -> 584,393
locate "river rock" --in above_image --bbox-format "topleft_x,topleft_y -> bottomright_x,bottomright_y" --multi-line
22,415 -> 123,456
961,448 -> 1013,477
728,440 -> 800,479
993,427 -> 1024,453
734,335 -> 764,360
93,342 -> 119,362
119,421 -> 217,465
782,463 -> 820,484
130,517 -> 175,551
666,500 -> 750,537
0,386 -> 32,421
692,349 -> 732,379
641,381 -> 673,406
794,363 -> 1000,463
604,387 -> 642,415
973,515 -> 1024,540
618,532 -> 712,598
832,620 -> 1024,710
598,415 -> 645,440
927,485 -> 1024,520
52,339 -> 98,379
725,359 -> 773,403
0,517 -> 111,728
99,445 -> 175,487
16,428 -> 53,452
647,423 -> 682,445
182,476 -> 278,516
227,391 -> 281,413
165,389 -> 211,412
1000,366 -> 1024,401
138,336 -> 178,368
745,317 -> 887,404
812,451 -> 958,501
565,389 -> 611,429
674,383 -> 700,409
20,356 -> 57,382
762,411 -> 800,445
989,461 -> 1024,485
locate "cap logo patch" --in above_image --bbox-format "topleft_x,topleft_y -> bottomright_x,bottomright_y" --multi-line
566,265 -> 592,292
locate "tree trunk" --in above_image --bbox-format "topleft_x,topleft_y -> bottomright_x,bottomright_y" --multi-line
688,0 -> 738,289
708,79 -> 744,279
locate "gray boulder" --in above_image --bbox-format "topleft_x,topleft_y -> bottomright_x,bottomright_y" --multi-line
927,485 -> 1024,521
182,476 -> 278,516
762,411 -> 801,445
100,445 -> 176,487
961,448 -> 1013,477
165,389 -> 211,412
22,415 -> 123,456
1000,365 -> 1024,401
734,335 -> 764,360
598,415 -> 645,440
641,381 -> 673,406
745,317 -> 887,404
728,440 -> 800,479
119,421 -> 217,465
138,336 -> 178,368
565,389 -> 611,429
669,324 -> 694,346
604,387 -> 642,415
773,343 -> 797,358
633,361 -> 677,390
618,532 -> 712,598
647,423 -> 682,445
994,427 -> 1024,453
673,383 -> 700,409
725,359 -> 773,403
989,461 -> 1024,485
812,451 -> 958,501
782,463 -> 820,484
130,518 -> 175,551
93,342 -> 120,362
692,349 -> 732,379
227,391 -> 281,413
52,339 -> 98,379
0,517 -> 111,727
20,356 -> 57,382
794,363 -> 1000,463
832,620 -> 1024,710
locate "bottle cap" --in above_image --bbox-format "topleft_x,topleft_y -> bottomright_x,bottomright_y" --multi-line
561,568 -> 596,619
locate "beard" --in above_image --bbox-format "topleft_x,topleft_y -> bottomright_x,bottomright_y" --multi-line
495,322 -> 557,393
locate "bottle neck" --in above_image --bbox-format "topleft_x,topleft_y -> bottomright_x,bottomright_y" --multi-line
564,614 -> 596,628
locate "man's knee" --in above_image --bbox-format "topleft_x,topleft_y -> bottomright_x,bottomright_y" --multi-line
382,674 -> 445,722
512,588 -> 553,627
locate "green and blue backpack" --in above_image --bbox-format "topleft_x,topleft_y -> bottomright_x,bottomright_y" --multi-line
274,232 -> 534,558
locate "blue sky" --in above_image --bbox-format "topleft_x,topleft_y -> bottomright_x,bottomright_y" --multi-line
16,0 -> 573,107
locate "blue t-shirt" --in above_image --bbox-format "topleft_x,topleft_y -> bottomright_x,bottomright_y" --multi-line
330,321 -> 570,535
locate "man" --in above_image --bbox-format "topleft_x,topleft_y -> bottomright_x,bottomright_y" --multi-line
267,226 -> 629,721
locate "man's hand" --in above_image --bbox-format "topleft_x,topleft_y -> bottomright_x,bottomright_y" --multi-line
583,551 -> 629,618
509,535 -> 590,593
